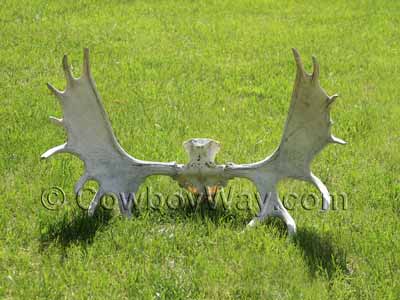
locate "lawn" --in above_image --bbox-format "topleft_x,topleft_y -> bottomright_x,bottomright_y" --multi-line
1,0 -> 399,299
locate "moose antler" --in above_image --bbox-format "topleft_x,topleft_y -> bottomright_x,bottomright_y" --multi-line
42,49 -> 179,217
225,49 -> 346,234
42,48 -> 345,235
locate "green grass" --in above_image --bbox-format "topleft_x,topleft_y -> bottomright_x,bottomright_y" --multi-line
1,0 -> 400,299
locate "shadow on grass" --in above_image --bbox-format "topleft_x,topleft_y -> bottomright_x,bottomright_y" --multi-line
293,228 -> 349,279
40,208 -> 114,251
151,200 -> 255,229
263,217 -> 290,237
138,198 -> 295,233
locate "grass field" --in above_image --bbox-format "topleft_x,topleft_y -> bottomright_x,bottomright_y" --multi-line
1,0 -> 400,299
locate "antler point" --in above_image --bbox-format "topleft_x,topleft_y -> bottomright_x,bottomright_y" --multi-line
292,48 -> 306,77
49,116 -> 64,127
74,173 -> 89,195
46,82 -> 62,96
62,54 -> 75,83
330,135 -> 347,145
83,48 -> 90,59
328,94 -> 339,105
311,55 -> 319,81
83,48 -> 91,75
62,54 -> 68,67
41,143 -> 67,159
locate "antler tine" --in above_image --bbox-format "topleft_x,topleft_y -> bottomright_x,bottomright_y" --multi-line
292,48 -> 307,79
74,173 -> 90,194
83,48 -> 91,77
309,173 -> 331,211
330,135 -> 347,145
311,55 -> 319,82
49,116 -> 64,127
88,188 -> 104,217
41,143 -> 67,159
328,94 -> 339,106
62,54 -> 74,85
46,82 -> 62,97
